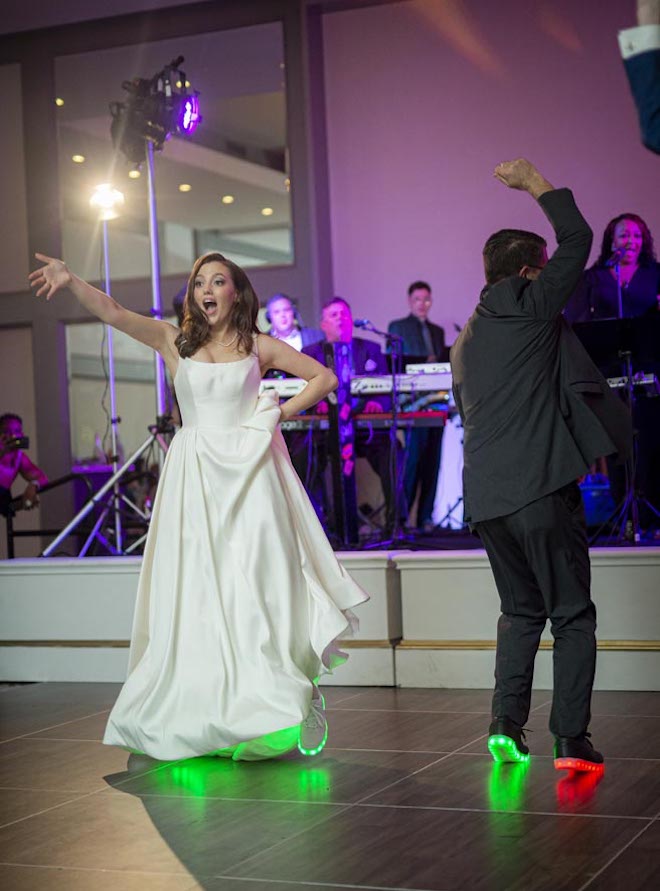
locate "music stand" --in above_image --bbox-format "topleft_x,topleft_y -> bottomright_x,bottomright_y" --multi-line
572,317 -> 660,544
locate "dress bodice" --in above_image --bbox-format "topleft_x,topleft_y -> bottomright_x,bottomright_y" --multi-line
174,355 -> 263,429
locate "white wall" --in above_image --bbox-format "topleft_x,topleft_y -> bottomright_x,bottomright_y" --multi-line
323,0 -> 660,340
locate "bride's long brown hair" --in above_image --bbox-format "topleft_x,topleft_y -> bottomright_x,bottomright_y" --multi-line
174,252 -> 260,358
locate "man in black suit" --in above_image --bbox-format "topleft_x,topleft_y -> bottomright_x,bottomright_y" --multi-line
388,282 -> 449,531
291,297 -> 402,533
451,159 -> 631,772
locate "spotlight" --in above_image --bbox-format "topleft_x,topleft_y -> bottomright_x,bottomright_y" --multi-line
221,195 -> 235,205
72,154 -> 85,163
90,183 -> 125,221
261,207 -> 274,217
180,94 -> 200,135
55,97 -> 64,107
109,56 -> 202,164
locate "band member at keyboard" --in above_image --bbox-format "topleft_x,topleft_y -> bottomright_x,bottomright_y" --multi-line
265,293 -> 323,352
388,281 -> 449,532
451,159 -> 631,773
290,297 -> 404,535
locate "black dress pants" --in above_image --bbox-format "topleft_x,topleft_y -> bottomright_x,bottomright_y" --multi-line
403,427 -> 443,527
475,482 -> 596,739
288,429 -> 403,532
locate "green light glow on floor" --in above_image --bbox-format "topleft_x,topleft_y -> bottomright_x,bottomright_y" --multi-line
298,766 -> 331,797
487,760 -> 530,812
487,734 -> 530,764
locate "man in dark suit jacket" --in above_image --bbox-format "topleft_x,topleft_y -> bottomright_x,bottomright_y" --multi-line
388,282 -> 449,530
265,293 -> 323,350
620,0 -> 660,154
451,159 -> 631,773
291,297 -> 402,534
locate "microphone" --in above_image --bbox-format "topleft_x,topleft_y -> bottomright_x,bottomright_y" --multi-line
354,318 -> 375,331
605,248 -> 625,267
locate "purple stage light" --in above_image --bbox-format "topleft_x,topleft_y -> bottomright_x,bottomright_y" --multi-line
180,95 -> 200,135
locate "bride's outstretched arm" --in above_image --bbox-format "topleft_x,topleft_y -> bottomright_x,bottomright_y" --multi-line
29,252 -> 177,356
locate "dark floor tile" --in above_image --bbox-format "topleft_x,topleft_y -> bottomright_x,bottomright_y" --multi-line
0,788 -> 81,828
228,804 -> 643,890
0,683 -> 120,742
0,864 -> 201,891
317,686 -> 368,706
534,690 -> 660,718
587,819 -> 660,891
25,712 -> 109,742
112,748 -> 439,805
366,751 -> 660,818
0,739 -> 163,793
0,792 -> 344,878
206,882 -> 378,890
326,706 -> 486,752
332,687 -> 550,714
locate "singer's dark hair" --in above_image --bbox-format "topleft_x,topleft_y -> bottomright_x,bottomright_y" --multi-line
482,229 -> 547,285
594,214 -> 656,268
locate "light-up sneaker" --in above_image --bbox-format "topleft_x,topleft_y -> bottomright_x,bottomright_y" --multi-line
487,716 -> 530,764
298,694 -> 327,757
554,734 -> 604,773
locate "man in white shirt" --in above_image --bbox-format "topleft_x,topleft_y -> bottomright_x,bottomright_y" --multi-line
619,0 -> 660,153
266,294 -> 323,351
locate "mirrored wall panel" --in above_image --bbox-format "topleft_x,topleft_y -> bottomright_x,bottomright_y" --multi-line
55,22 -> 292,283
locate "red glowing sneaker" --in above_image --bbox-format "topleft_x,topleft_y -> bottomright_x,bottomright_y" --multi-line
554,734 -> 604,773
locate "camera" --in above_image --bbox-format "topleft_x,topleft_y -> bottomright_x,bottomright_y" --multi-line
8,436 -> 29,450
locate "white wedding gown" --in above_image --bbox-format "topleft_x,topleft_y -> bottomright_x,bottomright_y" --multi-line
103,349 -> 368,761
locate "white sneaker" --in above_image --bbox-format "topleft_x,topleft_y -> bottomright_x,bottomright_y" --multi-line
298,693 -> 327,756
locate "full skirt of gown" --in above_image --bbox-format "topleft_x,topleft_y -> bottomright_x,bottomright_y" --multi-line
103,353 -> 368,761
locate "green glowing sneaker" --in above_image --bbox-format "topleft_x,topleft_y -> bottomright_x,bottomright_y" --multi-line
487,717 -> 530,764
298,694 -> 328,757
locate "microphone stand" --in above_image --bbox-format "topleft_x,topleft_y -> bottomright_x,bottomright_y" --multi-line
356,322 -> 411,547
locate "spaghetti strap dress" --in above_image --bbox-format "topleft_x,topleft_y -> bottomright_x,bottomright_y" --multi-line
103,348 -> 368,761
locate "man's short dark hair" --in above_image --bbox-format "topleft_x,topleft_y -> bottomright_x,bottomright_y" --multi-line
0,413 -> 22,427
482,229 -> 547,285
407,280 -> 431,296
321,296 -> 352,313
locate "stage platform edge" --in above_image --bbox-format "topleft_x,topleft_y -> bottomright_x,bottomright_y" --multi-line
1,548 -> 658,689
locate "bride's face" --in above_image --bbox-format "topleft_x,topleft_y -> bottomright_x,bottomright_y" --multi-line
192,262 -> 237,326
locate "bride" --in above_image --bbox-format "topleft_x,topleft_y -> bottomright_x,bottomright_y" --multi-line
30,250 -> 368,761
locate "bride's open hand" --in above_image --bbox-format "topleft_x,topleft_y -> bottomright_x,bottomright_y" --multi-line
28,253 -> 72,300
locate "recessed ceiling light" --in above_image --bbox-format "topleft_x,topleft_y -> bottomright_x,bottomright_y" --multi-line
72,154 -> 85,164
284,177 -> 291,191
178,183 -> 192,193
221,195 -> 235,204
261,207 -> 274,217
55,97 -> 64,107
128,169 -> 141,179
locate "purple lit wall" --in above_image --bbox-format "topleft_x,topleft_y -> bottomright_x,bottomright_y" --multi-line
322,0 -> 659,342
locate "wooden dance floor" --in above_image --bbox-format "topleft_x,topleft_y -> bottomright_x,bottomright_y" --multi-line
1,683 -> 659,890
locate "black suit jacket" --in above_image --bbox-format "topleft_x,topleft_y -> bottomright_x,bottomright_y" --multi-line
387,314 -> 448,360
303,336 -> 388,412
624,48 -> 660,155
451,188 -> 632,525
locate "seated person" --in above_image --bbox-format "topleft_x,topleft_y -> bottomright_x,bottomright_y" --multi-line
266,293 -> 323,352
290,297 -> 405,533
0,413 -> 48,516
